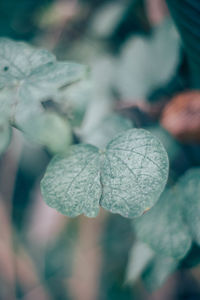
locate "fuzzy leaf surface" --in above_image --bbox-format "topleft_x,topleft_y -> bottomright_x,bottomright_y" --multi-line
101,129 -> 169,218
41,129 -> 169,218
41,144 -> 101,217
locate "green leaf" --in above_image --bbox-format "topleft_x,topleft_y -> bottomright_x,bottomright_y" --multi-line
41,129 -> 169,218
20,112 -> 72,154
101,129 -> 169,218
134,189 -> 192,259
142,255 -> 178,291
41,144 -> 102,217
0,39 -> 55,88
0,38 -> 87,122
179,168 -> 200,245
116,18 -> 180,99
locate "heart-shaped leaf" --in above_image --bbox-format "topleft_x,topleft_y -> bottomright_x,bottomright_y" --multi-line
41,129 -> 169,218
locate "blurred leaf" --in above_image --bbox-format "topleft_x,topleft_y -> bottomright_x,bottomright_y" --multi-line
20,112 -> 72,154
82,113 -> 132,148
115,18 -> 180,100
179,168 -> 200,245
166,0 -> 200,88
134,188 -> 192,259
41,129 -> 169,218
126,241 -> 154,284
89,2 -> 126,38
161,91 -> 200,142
0,38 -> 87,122
142,255 -> 178,291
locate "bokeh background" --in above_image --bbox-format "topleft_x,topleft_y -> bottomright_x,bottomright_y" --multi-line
1,0 -> 200,299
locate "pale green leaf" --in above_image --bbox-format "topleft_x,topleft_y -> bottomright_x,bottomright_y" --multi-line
41,144 -> 101,217
0,38 -> 55,88
179,168 -> 200,245
134,189 -> 192,259
101,129 -> 169,218
41,129 -> 169,218
0,38 -> 87,123
116,18 -> 180,99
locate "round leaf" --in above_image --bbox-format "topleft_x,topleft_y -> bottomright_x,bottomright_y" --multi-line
100,129 -> 169,218
41,144 -> 101,217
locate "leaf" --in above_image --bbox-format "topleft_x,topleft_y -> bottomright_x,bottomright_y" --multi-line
0,38 -> 87,122
101,129 -> 169,218
41,144 -> 102,217
115,18 -> 180,99
20,112 -> 72,154
134,189 -> 192,259
41,128 -> 169,218
166,0 -> 200,88
179,168 -> 200,245
125,241 -> 154,284
142,255 -> 178,291
0,38 -> 55,88
0,119 -> 11,155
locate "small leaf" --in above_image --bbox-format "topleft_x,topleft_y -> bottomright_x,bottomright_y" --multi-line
101,129 -> 169,218
179,168 -> 200,245
41,144 -> 102,217
134,189 -> 192,259
41,129 -> 169,218
142,255 -> 178,291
